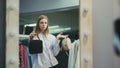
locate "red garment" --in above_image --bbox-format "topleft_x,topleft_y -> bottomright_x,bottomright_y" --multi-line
20,44 -> 28,68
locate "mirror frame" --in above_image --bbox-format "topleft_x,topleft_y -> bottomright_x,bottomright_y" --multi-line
5,0 -> 93,68
80,0 -> 93,68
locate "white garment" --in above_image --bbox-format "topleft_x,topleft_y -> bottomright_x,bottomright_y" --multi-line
68,39 -> 80,68
31,33 -> 60,68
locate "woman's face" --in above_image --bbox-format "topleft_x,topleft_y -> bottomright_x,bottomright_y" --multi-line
39,18 -> 48,32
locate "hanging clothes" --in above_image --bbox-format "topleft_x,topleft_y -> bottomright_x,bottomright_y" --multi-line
19,43 -> 32,68
19,44 -> 24,68
19,44 -> 28,68
24,46 -> 32,68
68,39 -> 80,68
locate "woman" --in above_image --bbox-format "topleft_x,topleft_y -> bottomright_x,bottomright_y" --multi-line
29,15 -> 68,68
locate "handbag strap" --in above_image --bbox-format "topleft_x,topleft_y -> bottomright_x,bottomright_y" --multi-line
37,33 -> 40,40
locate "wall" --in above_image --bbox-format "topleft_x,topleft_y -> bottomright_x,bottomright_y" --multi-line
20,9 -> 79,31
20,0 -> 79,13
113,0 -> 120,68
113,0 -> 120,19
93,0 -> 114,68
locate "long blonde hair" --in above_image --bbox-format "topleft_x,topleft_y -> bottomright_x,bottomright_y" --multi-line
35,15 -> 49,36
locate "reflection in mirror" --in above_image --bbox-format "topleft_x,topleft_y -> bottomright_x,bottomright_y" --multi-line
19,0 -> 79,68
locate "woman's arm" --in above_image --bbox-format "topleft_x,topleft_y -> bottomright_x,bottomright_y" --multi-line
52,33 -> 68,56
56,33 -> 68,39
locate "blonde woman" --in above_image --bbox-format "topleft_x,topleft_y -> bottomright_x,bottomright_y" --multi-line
30,15 -> 68,68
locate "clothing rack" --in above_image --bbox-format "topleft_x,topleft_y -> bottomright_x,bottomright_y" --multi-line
19,34 -> 29,40
19,34 -> 30,46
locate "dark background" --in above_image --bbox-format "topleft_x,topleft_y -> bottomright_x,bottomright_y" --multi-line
0,0 -> 6,68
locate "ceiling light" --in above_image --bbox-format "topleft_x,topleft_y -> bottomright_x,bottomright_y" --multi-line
24,23 -> 36,27
49,25 -> 59,29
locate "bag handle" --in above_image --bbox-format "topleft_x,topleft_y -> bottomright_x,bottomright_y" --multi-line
37,33 -> 40,40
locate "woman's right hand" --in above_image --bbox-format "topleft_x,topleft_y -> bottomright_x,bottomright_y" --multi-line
29,31 -> 36,39
56,33 -> 68,39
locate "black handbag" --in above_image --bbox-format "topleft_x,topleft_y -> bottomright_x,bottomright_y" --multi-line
29,34 -> 43,54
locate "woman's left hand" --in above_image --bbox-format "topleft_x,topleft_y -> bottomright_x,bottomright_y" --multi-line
56,33 -> 68,39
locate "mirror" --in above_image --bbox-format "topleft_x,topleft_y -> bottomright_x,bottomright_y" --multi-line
19,0 -> 80,68
6,0 -> 93,68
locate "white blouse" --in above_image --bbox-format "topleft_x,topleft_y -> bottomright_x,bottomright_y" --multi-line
68,39 -> 80,68
31,33 -> 60,68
